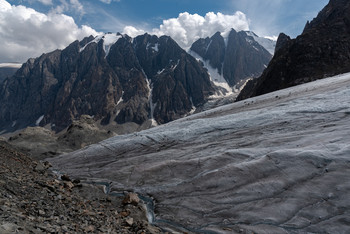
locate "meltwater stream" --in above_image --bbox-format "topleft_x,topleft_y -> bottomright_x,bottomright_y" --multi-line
52,168 -> 216,233
83,180 -> 218,234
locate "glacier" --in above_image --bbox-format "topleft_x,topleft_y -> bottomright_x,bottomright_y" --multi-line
49,73 -> 350,233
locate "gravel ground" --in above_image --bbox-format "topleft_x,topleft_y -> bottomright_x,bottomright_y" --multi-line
0,141 -> 161,234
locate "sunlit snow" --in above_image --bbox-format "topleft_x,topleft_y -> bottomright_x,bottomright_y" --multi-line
79,33 -> 122,57
146,43 -> 159,52
189,50 -> 233,96
35,115 -> 44,126
245,31 -> 276,55
116,92 -> 124,106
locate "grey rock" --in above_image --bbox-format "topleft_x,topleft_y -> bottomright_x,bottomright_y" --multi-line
0,222 -> 19,233
0,140 -> 161,233
34,163 -> 46,173
274,32 -> 291,53
122,193 -> 140,206
0,33 -> 214,133
125,217 -> 134,226
60,174 -> 71,181
190,29 -> 272,86
237,0 -> 350,100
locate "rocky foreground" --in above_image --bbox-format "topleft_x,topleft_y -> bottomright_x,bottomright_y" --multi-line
0,141 -> 161,233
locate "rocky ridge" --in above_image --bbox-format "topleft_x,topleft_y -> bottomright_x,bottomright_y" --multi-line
5,115 -> 115,160
190,29 -> 273,87
0,33 -> 214,133
0,141 -> 161,233
237,0 -> 350,100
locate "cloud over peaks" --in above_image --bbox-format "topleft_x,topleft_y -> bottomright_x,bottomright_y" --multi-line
122,26 -> 146,38
0,0 -> 98,63
123,11 -> 250,50
152,11 -> 250,49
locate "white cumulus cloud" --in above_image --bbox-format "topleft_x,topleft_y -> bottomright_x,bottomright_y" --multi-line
122,26 -> 146,38
124,11 -> 250,50
0,0 -> 98,63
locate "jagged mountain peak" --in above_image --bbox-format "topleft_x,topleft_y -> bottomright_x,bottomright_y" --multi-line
0,32 -> 214,133
303,0 -> 350,33
243,31 -> 276,55
274,32 -> 291,53
78,32 -> 125,57
237,0 -> 350,101
190,28 -> 273,88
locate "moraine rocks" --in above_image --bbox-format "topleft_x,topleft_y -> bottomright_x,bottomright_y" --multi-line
0,141 -> 161,233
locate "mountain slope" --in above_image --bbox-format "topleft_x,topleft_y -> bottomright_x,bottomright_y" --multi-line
190,29 -> 273,87
49,72 -> 350,233
0,33 -> 214,133
237,0 -> 350,100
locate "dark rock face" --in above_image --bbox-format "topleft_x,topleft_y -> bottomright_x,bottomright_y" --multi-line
106,35 -> 149,125
191,32 -> 226,75
274,33 -> 291,53
0,33 -> 214,132
237,0 -> 350,101
190,29 -> 272,86
133,34 -> 214,124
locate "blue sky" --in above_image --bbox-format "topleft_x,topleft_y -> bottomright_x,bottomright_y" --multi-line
1,0 -> 329,62
18,0 -> 328,37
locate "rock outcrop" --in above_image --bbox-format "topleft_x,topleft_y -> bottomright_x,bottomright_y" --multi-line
190,29 -> 273,86
133,34 -> 214,124
6,115 -> 116,160
274,33 -> 291,53
0,33 -> 214,133
237,0 -> 350,101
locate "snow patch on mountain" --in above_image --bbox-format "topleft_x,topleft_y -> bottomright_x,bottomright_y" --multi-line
146,43 -> 159,52
35,115 -> 44,126
80,33 -> 122,57
189,50 -> 232,96
103,33 -> 122,56
245,31 -> 276,55
205,40 -> 212,52
116,93 -> 124,106
152,43 -> 159,52
146,78 -> 158,127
